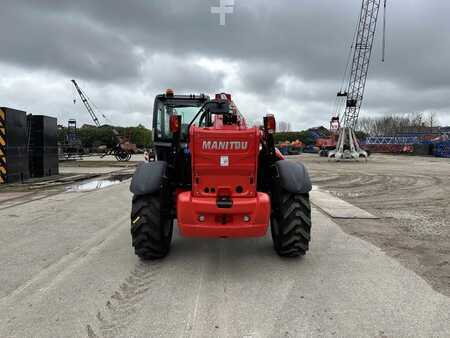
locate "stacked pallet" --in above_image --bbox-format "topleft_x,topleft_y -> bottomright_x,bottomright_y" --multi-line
364,144 -> 413,154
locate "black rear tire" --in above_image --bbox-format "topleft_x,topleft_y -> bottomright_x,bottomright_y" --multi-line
270,192 -> 311,257
131,195 -> 173,260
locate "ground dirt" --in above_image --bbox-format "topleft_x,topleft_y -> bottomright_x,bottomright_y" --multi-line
296,153 -> 450,297
1,154 -> 450,336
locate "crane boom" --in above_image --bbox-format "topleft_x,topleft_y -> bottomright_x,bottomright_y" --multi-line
330,0 -> 385,161
71,79 -> 101,127
70,79 -> 137,161
343,0 -> 382,130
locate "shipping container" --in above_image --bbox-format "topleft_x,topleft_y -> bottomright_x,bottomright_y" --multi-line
0,107 -> 30,183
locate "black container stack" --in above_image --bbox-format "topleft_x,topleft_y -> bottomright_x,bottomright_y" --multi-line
28,115 -> 59,177
0,107 -> 30,183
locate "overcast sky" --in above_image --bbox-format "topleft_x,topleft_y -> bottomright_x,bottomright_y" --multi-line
1,0 -> 449,130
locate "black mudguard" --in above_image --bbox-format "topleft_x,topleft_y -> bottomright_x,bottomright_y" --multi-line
274,160 -> 312,194
129,161 -> 167,196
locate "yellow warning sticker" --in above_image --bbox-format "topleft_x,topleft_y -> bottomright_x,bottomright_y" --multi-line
0,109 -> 8,184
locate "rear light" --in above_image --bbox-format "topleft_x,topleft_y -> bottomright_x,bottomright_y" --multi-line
263,114 -> 276,134
170,115 -> 181,133
166,88 -> 174,97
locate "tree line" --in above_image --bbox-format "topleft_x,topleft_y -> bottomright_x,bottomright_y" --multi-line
57,112 -> 444,150
273,112 -> 442,145
273,131 -> 315,144
58,124 -> 152,149
356,112 -> 439,136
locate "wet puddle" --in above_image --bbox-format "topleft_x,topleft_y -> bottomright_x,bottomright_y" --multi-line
66,174 -> 132,192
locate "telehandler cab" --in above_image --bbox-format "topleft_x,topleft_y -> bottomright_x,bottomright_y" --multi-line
130,90 -> 312,259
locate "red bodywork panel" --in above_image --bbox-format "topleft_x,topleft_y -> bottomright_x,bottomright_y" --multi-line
176,115 -> 271,237
177,191 -> 270,237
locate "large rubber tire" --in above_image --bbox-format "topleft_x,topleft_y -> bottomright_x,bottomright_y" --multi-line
270,192 -> 311,257
115,150 -> 131,162
131,195 -> 173,260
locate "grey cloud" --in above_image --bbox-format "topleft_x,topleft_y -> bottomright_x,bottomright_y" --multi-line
0,1 -> 143,82
141,54 -> 227,94
0,0 -> 449,129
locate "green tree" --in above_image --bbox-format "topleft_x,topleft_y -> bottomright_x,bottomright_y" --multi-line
274,131 -> 315,145
70,124 -> 153,149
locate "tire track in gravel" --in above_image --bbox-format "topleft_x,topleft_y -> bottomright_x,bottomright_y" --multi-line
86,261 -> 162,338
311,170 -> 450,235
314,173 -> 444,204
298,154 -> 450,297
0,215 -> 128,308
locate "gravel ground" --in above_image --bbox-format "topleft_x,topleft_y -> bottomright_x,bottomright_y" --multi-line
1,155 -> 450,336
1,179 -> 449,337
297,153 -> 450,296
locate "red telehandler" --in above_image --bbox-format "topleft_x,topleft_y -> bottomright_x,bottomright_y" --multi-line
129,90 -> 312,259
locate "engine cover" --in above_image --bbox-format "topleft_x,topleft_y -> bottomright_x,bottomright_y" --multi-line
189,125 -> 260,198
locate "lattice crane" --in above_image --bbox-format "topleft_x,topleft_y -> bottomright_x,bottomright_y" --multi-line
70,79 -> 136,161
71,79 -> 101,127
330,0 -> 387,160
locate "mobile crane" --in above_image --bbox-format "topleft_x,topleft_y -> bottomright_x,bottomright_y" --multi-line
329,0 -> 387,160
71,79 -> 136,161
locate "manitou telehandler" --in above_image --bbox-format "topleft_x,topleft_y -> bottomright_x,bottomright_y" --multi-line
129,90 -> 312,259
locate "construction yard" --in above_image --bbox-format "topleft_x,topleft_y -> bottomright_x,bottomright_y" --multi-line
2,0 -> 450,336
0,154 -> 449,337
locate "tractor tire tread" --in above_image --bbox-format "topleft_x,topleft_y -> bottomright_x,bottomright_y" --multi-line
131,195 -> 172,260
271,192 -> 311,257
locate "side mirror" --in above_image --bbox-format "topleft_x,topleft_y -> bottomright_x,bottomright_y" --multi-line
263,114 -> 276,134
170,115 -> 181,133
